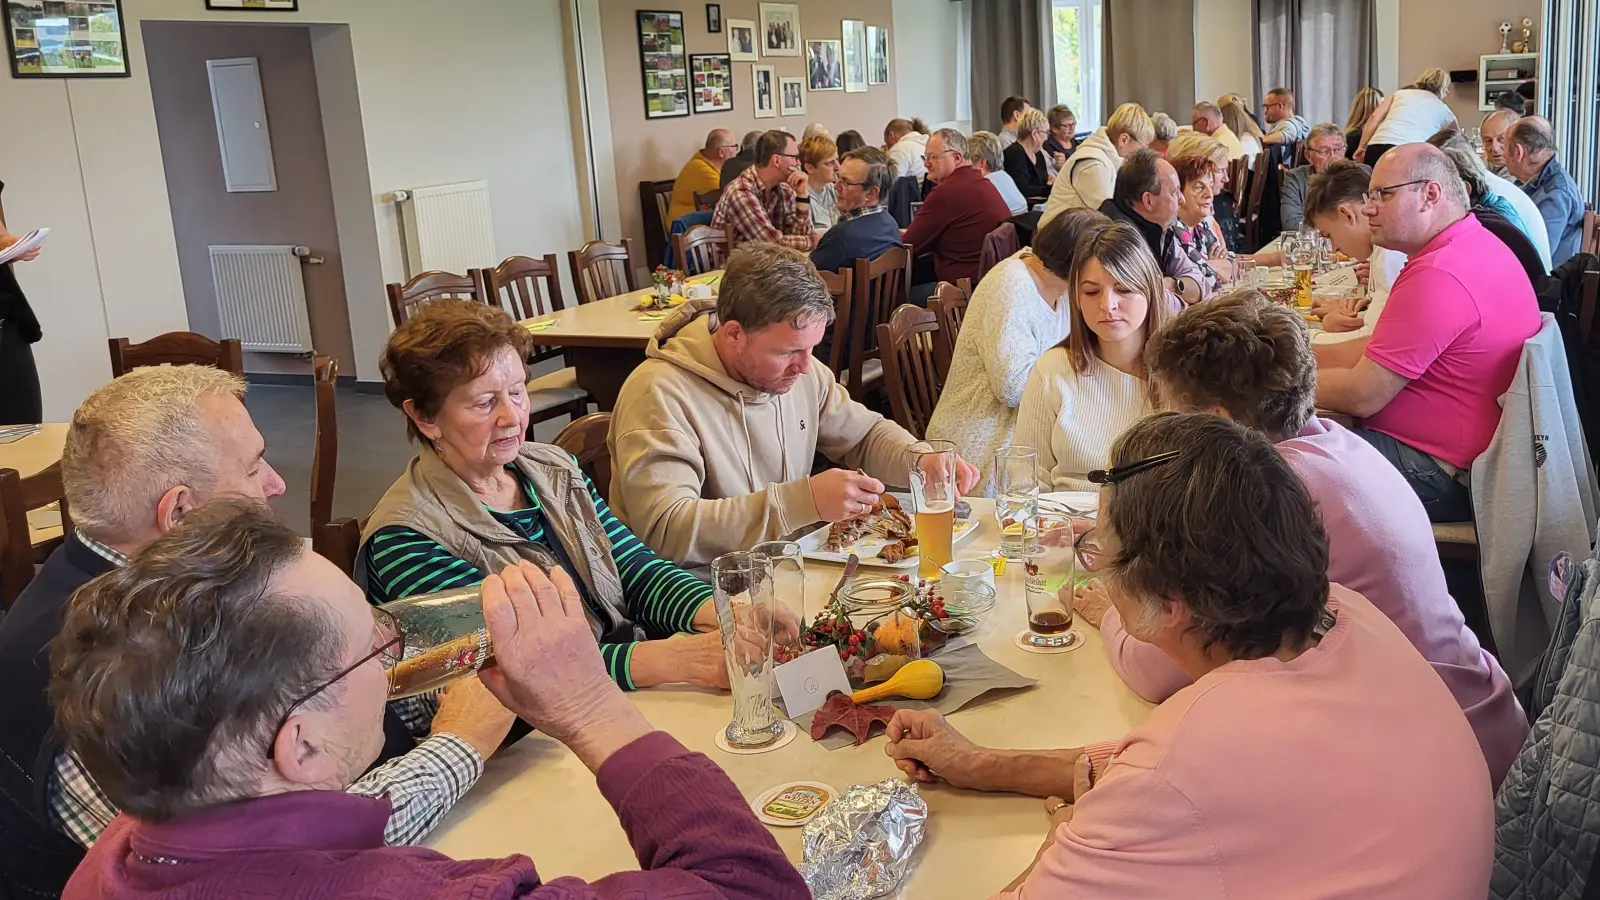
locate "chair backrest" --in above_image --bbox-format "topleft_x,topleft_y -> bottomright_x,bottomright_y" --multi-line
568,239 -> 644,305
876,304 -> 944,438
1226,156 -> 1250,199
310,356 -> 338,554
485,254 -> 565,320
108,332 -> 245,378
694,188 -> 723,211
552,413 -> 614,504
675,225 -> 729,277
1581,267 -> 1600,349
844,246 -> 912,393
1243,149 -> 1272,248
639,178 -> 677,269
979,224 -> 1020,284
884,175 -> 922,228
319,516 -> 364,579
0,463 -> 72,609
928,280 -> 971,382
385,270 -> 481,327
819,268 -> 854,375
1583,210 -> 1599,258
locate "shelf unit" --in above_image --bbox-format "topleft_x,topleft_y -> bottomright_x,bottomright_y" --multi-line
1479,52 -> 1539,112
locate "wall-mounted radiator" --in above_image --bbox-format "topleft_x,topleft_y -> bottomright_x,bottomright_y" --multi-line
209,244 -> 315,354
392,180 -> 498,279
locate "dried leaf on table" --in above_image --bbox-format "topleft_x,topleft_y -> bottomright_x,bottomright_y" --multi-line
810,690 -> 895,745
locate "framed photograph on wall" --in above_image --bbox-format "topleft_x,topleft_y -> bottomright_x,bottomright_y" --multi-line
805,39 -> 842,91
841,19 -> 867,93
752,64 -> 776,119
705,3 -> 720,33
204,0 -> 299,9
690,52 -> 732,114
726,17 -> 756,61
779,74 -> 806,117
758,2 -> 798,57
636,10 -> 689,119
4,0 -> 128,78
867,24 -> 889,85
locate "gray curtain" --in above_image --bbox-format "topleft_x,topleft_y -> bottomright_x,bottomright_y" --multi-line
1102,0 -> 1196,119
1256,0 -> 1375,127
970,0 -> 1056,134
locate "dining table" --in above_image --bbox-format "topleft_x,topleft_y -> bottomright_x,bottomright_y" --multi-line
521,272 -> 723,411
0,423 -> 69,544
427,498 -> 1155,897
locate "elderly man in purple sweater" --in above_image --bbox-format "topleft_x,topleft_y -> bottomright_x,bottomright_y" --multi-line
55,499 -> 807,900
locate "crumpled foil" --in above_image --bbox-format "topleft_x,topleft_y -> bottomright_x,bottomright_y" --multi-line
798,779 -> 928,899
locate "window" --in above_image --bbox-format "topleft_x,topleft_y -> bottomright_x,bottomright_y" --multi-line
1052,0 -> 1103,130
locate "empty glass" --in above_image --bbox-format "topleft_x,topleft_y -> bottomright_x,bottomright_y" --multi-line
1234,256 -> 1258,288
995,446 -> 1039,561
712,551 -> 786,749
751,540 -> 806,655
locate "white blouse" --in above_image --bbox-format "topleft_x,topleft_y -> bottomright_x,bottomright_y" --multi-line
1013,348 -> 1151,491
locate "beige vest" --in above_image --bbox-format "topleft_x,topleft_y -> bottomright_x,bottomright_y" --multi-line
359,443 -> 639,642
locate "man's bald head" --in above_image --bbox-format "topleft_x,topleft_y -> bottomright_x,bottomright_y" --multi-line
1365,143 -> 1469,254
705,129 -> 735,152
1505,116 -> 1558,183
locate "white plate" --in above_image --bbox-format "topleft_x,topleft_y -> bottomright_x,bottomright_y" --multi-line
798,493 -> 979,569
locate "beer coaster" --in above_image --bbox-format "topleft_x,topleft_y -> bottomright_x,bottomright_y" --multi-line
750,781 -> 837,827
713,718 -> 797,755
1014,629 -> 1085,654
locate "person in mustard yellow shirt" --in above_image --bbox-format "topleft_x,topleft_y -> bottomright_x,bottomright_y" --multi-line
666,129 -> 738,222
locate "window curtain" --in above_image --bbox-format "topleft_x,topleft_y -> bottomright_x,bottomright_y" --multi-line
1101,0 -> 1195,117
1255,0 -> 1375,128
970,0 -> 1057,135
1541,0 -> 1599,205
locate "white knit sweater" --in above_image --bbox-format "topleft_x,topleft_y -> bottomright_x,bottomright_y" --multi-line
926,252 -> 1073,496
1013,347 -> 1151,491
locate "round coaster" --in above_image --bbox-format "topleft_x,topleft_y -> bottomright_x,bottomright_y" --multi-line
750,780 -> 838,827
713,717 -> 797,755
1014,629 -> 1085,654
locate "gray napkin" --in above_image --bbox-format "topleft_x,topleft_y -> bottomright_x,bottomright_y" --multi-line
793,643 -> 1038,750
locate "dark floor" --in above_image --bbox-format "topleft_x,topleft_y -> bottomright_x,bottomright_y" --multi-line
247,360 -> 571,536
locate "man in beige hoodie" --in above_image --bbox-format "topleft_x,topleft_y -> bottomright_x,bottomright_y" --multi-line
609,243 -> 978,570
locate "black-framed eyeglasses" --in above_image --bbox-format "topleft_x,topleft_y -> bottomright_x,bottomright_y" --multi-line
837,176 -> 869,188
1361,179 -> 1429,205
267,607 -> 405,760
1086,450 -> 1182,485
1075,526 -> 1105,573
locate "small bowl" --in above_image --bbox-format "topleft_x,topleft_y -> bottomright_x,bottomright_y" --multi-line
929,582 -> 997,635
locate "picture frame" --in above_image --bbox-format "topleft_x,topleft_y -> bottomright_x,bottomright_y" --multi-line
705,3 -> 720,33
752,64 -> 776,119
805,39 -> 842,92
779,74 -> 806,117
867,24 -> 889,85
842,19 -> 868,93
726,16 -> 756,61
204,0 -> 299,9
636,9 -> 690,120
689,52 -> 732,114
758,2 -> 799,57
4,0 -> 128,78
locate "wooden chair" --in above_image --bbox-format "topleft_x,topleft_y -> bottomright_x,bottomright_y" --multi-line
693,188 -> 723,212
1579,268 -> 1600,349
385,270 -> 482,327
638,178 -> 677,269
1226,156 -> 1250,201
839,246 -> 912,400
552,412 -> 614,505
675,225 -> 729,277
319,516 -> 363,579
568,239 -> 644,306
876,305 -> 944,438
0,463 -> 72,609
108,332 -> 244,378
820,268 -> 854,375
1583,209 -> 1599,258
484,254 -> 567,365
309,356 -> 338,556
928,280 -> 971,382
1242,149 -> 1272,249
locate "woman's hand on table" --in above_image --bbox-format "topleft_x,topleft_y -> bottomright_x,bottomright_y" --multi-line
1071,579 -> 1114,629
883,709 -> 989,789
630,631 -> 730,690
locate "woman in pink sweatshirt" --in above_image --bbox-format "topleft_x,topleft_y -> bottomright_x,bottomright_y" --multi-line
884,410 -> 1493,898
1076,290 -> 1527,785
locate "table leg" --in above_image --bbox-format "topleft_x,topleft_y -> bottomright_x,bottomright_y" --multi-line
567,347 -> 646,411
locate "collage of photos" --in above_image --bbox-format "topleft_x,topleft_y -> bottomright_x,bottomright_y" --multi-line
690,52 -> 732,114
636,9 -> 689,119
5,0 -> 127,78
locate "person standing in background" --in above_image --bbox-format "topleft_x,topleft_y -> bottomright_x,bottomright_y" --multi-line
1343,87 -> 1384,159
0,181 -> 42,426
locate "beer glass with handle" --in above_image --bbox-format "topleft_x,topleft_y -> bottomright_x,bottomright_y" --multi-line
909,440 -> 958,580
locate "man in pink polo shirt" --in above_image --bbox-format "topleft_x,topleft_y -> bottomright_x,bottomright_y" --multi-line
1314,143 -> 1540,522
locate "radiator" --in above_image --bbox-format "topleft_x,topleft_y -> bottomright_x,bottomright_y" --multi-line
209,244 -> 315,354
393,180 -> 498,278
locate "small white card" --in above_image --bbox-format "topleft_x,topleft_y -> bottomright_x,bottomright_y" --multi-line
774,646 -> 854,717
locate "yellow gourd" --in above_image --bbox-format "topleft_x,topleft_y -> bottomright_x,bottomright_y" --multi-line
850,659 -> 944,704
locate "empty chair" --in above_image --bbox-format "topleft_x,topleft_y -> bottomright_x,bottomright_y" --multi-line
569,239 -> 644,306
877,305 -> 945,438
310,356 -> 338,555
484,254 -> 567,365
838,246 -> 911,399
818,268 -> 853,375
385,270 -> 482,327
552,412 -> 614,505
1242,150 -> 1272,249
0,463 -> 71,608
108,332 -> 244,378
639,177 -> 677,269
675,225 -> 729,277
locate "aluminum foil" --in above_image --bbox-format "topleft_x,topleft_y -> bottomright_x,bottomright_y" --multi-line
798,779 -> 928,899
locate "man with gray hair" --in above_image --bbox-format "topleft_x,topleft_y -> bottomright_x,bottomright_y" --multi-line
1316,143 -> 1541,520
1192,101 -> 1247,160
1505,115 -> 1585,266
904,127 -> 1013,295
0,367 -> 515,898
1280,122 -> 1351,233
609,244 -> 977,568
1480,108 -> 1521,179
810,146 -> 905,272
968,130 -> 1029,214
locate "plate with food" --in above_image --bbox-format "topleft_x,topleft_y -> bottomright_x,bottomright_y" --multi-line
798,493 -> 978,568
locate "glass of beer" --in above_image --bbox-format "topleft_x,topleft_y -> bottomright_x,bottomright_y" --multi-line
1023,518 -> 1079,647
712,551 -> 786,749
909,440 -> 958,580
380,585 -> 494,699
1288,239 -> 1317,309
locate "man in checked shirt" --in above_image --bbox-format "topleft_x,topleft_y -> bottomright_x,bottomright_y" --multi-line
711,128 -> 817,251
0,365 -> 516,899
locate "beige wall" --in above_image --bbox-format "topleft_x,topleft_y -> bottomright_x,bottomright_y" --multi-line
598,0 -> 901,258
1398,0 -> 1541,121
1193,0 -> 1254,107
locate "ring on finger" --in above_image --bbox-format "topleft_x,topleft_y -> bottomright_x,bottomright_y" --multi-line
1048,800 -> 1069,815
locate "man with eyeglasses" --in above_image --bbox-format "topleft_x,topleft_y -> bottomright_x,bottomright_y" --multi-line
711,128 -> 815,251
810,146 -> 904,274
0,367 -> 515,899
1279,122 -> 1350,233
902,127 -> 1012,299
1314,143 -> 1540,523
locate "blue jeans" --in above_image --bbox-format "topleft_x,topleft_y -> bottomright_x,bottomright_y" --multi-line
1351,427 -> 1474,523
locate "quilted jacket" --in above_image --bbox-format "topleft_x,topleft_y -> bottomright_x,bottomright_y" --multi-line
1493,544 -> 1600,899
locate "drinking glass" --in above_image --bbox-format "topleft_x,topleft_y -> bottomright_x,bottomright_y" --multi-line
1235,256 -> 1258,288
752,540 -> 806,656
712,551 -> 786,749
995,446 -> 1039,561
909,440 -> 958,580
1287,240 -> 1317,309
380,585 -> 494,699
1022,518 -> 1078,647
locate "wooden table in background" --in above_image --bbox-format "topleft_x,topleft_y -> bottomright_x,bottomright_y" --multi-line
0,424 -> 69,544
428,499 -> 1154,897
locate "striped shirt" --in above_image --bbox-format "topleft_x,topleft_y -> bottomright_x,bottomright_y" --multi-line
365,465 -> 712,690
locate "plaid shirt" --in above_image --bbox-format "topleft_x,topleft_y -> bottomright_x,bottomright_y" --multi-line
836,203 -> 887,223
711,166 -> 812,250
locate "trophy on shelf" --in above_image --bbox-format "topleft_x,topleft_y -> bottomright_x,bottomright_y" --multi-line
1512,17 -> 1534,53
1499,21 -> 1513,54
